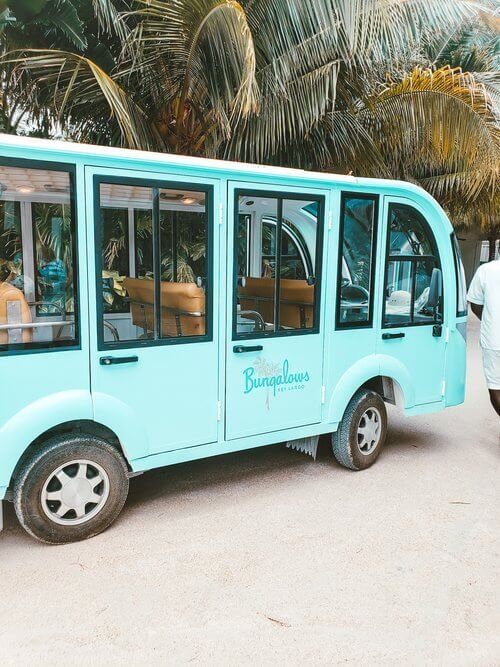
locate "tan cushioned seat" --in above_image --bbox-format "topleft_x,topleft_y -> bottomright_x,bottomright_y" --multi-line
0,282 -> 33,344
123,278 -> 205,337
239,277 -> 314,329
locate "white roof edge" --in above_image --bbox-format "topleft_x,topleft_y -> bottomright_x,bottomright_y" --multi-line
0,133 -> 360,184
0,134 -> 435,204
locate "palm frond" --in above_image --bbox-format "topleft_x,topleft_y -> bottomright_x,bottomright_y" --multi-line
37,0 -> 87,52
91,0 -> 130,42
121,0 -> 259,126
5,49 -> 153,148
360,66 -> 499,211
226,61 -> 337,163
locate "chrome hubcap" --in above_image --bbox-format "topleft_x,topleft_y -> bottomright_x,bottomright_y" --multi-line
41,460 -> 110,526
356,407 -> 382,455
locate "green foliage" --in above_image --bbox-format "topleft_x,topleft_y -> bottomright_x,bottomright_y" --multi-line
0,0 -> 498,233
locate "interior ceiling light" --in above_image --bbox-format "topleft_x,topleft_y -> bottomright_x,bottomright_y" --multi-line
44,184 -> 69,193
182,196 -> 195,205
18,186 -> 34,193
160,192 -> 184,201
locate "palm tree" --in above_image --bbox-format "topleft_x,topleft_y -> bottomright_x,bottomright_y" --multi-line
349,66 -> 499,222
3,0 -> 483,151
0,0 -> 88,134
2,0 -> 498,247
432,10 -> 500,257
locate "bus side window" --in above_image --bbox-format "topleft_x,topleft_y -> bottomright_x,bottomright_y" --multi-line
336,194 -> 378,328
0,163 -> 78,352
97,181 -> 210,345
383,204 -> 442,327
234,193 -> 323,337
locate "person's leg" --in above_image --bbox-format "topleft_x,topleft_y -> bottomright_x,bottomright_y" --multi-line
482,349 -> 500,417
488,389 -> 500,417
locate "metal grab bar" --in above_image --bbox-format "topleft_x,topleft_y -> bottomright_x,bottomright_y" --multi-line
239,294 -> 313,307
126,297 -> 205,318
28,301 -> 66,320
0,321 -> 70,330
238,310 -> 265,331
103,320 -> 120,342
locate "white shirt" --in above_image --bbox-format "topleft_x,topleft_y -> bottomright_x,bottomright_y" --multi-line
467,259 -> 500,350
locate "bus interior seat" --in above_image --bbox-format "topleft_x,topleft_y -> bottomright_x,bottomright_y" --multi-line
0,282 -> 33,345
238,277 -> 314,329
122,277 -> 205,337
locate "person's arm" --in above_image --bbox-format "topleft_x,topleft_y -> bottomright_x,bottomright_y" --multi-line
470,302 -> 483,320
467,267 -> 484,320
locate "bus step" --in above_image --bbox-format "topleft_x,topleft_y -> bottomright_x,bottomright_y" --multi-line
286,435 -> 320,461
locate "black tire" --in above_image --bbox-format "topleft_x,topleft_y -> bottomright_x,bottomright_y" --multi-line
13,433 -> 129,545
331,389 -> 387,470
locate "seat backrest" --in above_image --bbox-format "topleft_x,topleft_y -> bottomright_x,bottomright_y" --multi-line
159,281 -> 205,337
238,277 -> 314,329
238,277 -> 275,324
122,277 -> 155,332
279,278 -> 314,328
123,277 -> 205,336
0,282 -> 33,345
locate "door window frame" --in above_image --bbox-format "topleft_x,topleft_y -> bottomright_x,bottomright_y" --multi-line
0,156 -> 80,356
232,188 -> 325,341
335,192 -> 380,330
451,232 -> 467,317
93,174 -> 214,351
382,200 -> 443,329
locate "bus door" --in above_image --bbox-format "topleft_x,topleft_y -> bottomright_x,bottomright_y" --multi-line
86,167 -> 220,455
378,196 -> 446,405
0,159 -> 89,459
225,183 -> 327,440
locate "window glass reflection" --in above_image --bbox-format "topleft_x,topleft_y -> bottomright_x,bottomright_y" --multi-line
0,165 -> 77,350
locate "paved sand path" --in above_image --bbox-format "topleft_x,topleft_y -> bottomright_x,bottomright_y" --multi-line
1,317 -> 498,666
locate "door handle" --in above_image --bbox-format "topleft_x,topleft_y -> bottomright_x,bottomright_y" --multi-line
100,355 -> 139,365
382,332 -> 405,340
233,345 -> 264,353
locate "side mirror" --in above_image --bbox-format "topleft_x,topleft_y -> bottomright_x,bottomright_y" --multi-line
426,268 -> 442,309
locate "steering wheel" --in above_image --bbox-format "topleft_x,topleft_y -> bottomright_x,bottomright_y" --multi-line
341,284 -> 369,304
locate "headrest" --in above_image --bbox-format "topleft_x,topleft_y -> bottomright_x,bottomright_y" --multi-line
387,290 -> 411,310
240,277 -> 313,303
123,277 -> 205,312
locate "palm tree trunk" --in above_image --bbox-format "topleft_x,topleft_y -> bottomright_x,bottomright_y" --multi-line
488,238 -> 497,262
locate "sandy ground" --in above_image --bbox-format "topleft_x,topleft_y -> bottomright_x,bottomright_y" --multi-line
0,317 -> 499,666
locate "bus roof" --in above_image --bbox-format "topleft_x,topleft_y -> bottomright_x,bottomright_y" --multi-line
0,132 -> 430,201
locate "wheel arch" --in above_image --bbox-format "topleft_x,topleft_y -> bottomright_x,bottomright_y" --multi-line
0,390 -> 138,499
327,354 -> 414,424
6,419 -> 132,498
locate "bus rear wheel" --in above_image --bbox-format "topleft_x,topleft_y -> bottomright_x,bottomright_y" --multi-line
13,434 -> 129,544
332,389 -> 387,470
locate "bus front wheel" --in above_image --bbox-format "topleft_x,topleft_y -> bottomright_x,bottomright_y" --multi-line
332,389 -> 387,470
13,434 -> 129,544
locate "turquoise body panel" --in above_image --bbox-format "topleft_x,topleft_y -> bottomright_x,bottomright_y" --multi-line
0,135 -> 467,500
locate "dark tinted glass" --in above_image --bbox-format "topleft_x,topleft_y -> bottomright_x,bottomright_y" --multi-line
337,196 -> 377,327
384,204 -> 442,327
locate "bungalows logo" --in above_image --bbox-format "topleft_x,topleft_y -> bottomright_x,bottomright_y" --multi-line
243,358 -> 310,410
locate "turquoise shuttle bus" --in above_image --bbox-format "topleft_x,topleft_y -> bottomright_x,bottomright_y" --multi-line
0,135 -> 467,543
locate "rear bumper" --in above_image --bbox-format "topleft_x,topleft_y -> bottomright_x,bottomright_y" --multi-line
445,325 -> 467,407
0,486 -> 7,533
